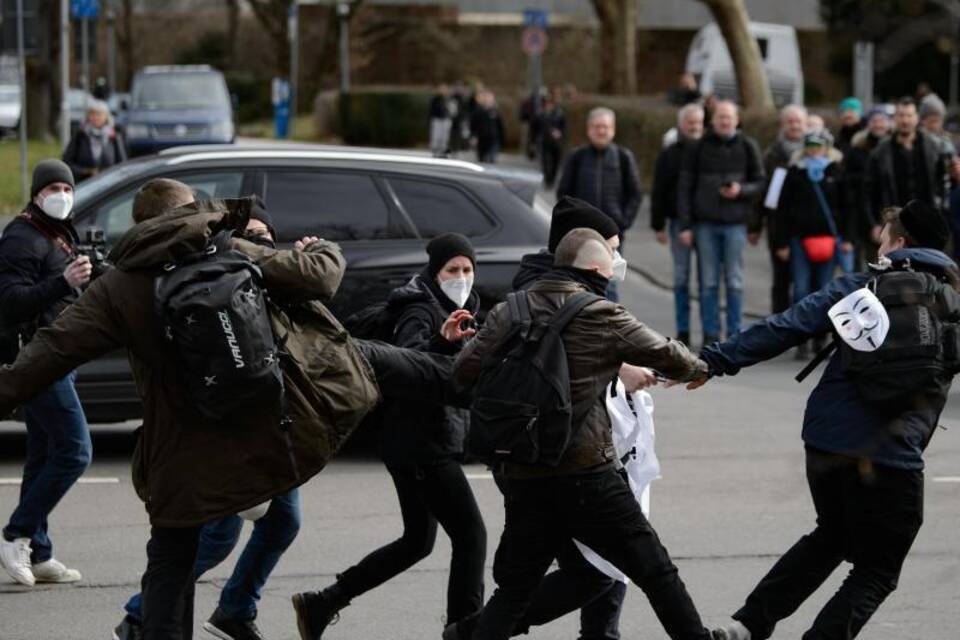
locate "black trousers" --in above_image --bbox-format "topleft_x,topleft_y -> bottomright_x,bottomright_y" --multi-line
141,525 -> 202,640
337,458 -> 487,624
769,247 -> 791,314
541,142 -> 563,188
474,468 -> 710,640
354,339 -> 468,409
734,449 -> 924,640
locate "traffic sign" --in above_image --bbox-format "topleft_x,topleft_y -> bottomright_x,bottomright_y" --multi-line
522,26 -> 548,56
71,0 -> 98,20
523,8 -> 548,30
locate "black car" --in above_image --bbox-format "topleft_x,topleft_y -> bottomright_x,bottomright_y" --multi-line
69,144 -> 549,422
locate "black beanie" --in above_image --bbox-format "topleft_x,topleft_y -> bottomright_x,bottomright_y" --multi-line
31,159 -> 75,198
900,200 -> 950,251
426,232 -> 476,277
548,196 -> 620,253
248,196 -> 277,240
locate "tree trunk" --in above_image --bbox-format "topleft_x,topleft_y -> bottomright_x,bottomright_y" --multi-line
590,0 -> 637,95
225,0 -> 240,68
245,0 -> 292,77
24,0 -> 59,139
117,0 -> 135,90
700,0 -> 774,111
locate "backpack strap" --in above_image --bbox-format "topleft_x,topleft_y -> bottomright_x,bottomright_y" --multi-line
795,340 -> 838,383
506,291 -> 533,339
548,291 -> 604,334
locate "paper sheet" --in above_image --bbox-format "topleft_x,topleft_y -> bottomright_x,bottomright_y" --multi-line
764,167 -> 788,210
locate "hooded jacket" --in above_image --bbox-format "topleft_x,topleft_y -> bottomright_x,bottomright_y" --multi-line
511,250 -> 555,291
380,271 -> 481,464
701,248 -> 959,470
0,199 -> 380,526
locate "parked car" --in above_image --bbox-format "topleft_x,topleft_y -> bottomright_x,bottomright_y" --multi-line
685,21 -> 803,107
69,144 -> 549,422
0,83 -> 21,131
123,65 -> 235,157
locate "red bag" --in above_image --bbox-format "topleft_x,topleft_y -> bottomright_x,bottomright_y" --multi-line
800,235 -> 837,263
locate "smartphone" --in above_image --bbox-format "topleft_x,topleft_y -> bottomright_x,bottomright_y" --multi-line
459,318 -> 477,332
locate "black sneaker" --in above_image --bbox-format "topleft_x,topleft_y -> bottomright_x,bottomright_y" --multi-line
291,588 -> 348,640
442,613 -> 479,640
112,615 -> 143,640
202,607 -> 265,640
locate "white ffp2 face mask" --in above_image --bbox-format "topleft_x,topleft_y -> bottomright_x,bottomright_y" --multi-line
40,192 -> 74,221
611,251 -> 627,282
828,288 -> 890,352
440,275 -> 474,308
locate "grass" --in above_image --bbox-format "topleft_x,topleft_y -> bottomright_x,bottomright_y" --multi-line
236,114 -> 321,143
0,138 -> 64,221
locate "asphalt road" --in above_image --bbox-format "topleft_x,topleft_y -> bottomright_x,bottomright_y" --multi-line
1,269 -> 959,640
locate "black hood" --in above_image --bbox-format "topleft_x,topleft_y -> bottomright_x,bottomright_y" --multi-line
512,250 -> 554,291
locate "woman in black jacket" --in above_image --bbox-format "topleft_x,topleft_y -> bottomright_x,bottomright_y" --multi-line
61,99 -> 126,182
301,233 -> 487,637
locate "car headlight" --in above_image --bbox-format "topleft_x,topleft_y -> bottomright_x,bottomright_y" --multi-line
210,120 -> 234,141
125,124 -> 150,139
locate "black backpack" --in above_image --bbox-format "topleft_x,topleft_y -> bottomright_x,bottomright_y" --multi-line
468,290 -> 603,466
154,233 -> 284,422
342,301 -> 401,342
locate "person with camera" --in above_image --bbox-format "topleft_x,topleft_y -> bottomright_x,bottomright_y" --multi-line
0,159 -> 90,587
294,233 -> 488,638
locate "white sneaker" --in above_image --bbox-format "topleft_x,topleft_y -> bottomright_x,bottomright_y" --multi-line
32,558 -> 82,583
0,537 -> 36,586
713,621 -> 752,640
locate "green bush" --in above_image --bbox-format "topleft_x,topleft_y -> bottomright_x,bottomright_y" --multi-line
339,90 -> 433,147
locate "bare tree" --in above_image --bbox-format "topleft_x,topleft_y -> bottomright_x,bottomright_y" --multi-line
590,0 -> 638,95
699,0 -> 774,110
245,0 -> 293,76
116,0 -> 136,90
225,0 -> 240,68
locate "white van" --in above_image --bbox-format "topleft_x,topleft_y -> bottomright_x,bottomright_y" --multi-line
685,22 -> 803,107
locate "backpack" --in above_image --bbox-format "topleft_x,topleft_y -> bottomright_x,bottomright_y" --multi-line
467,290 -> 603,466
342,301 -> 401,342
154,232 -> 284,422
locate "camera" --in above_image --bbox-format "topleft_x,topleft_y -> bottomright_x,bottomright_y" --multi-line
76,228 -> 111,280
459,317 -> 477,332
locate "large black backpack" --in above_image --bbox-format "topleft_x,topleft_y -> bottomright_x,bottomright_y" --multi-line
155,233 -> 284,422
342,301 -> 401,342
468,290 -> 603,466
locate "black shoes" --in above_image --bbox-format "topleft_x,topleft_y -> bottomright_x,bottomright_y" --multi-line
292,585 -> 349,640
441,612 -> 479,640
202,607 -> 265,640
112,616 -> 143,640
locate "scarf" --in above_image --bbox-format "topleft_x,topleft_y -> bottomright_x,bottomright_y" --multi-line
805,156 -> 831,183
542,266 -> 610,297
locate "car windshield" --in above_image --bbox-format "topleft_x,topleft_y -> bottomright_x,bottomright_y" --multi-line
133,73 -> 228,110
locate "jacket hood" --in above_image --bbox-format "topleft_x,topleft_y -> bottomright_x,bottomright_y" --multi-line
512,250 -> 554,290
108,198 -> 253,270
387,274 -> 431,308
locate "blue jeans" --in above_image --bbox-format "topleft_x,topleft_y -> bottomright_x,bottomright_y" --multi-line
694,222 -> 747,338
125,488 -> 301,622
669,219 -> 695,334
3,371 -> 90,564
789,238 -> 837,303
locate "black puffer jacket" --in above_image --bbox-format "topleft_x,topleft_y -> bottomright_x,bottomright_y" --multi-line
556,143 -> 643,233
0,204 -> 79,331
379,270 -> 481,464
774,154 -> 850,249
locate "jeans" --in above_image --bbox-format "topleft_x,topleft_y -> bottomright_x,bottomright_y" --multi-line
478,142 -> 500,164
669,219 -> 695,334
2,371 -> 90,564
694,222 -> 747,338
734,449 -> 923,640
789,238 -> 837,304
473,468 -> 710,640
141,525 -> 202,640
430,118 -> 453,156
337,459 -> 487,624
126,489 -> 301,623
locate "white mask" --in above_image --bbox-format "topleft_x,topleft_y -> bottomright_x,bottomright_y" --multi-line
828,288 -> 890,352
440,275 -> 474,308
611,250 -> 627,282
40,191 -> 74,220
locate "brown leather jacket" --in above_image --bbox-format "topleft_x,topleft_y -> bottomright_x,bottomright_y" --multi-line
454,276 -> 707,478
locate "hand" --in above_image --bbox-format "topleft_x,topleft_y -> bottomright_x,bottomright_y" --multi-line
63,256 -> 92,288
654,230 -> 669,245
679,230 -> 694,248
775,247 -> 790,262
618,364 -> 658,392
684,373 -> 710,390
294,236 -> 320,251
871,225 -> 882,244
840,241 -> 854,253
441,309 -> 476,342
747,232 -> 760,246
719,182 -> 741,199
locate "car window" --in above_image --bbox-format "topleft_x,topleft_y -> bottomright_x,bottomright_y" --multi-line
133,73 -> 229,110
89,171 -> 245,243
263,171 -> 404,242
388,177 -> 495,238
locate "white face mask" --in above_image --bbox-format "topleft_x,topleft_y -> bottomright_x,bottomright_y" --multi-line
828,288 -> 890,352
439,275 -> 474,308
611,250 -> 627,282
40,191 -> 74,221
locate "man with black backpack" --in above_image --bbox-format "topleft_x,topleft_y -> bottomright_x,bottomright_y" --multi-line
452,228 -> 714,640
706,200 -> 960,640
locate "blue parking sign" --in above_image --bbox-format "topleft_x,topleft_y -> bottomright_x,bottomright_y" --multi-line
523,9 -> 548,30
71,0 -> 99,20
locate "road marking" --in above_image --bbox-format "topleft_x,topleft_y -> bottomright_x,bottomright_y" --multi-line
465,472 -> 494,480
932,476 -> 960,483
0,477 -> 120,485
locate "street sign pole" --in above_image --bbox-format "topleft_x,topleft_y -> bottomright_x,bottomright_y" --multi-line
288,3 -> 298,138
338,2 -> 351,93
81,15 -> 89,92
60,0 -> 70,148
17,0 -> 29,202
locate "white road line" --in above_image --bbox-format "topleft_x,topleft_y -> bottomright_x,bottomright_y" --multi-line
932,476 -> 960,483
0,477 -> 120,485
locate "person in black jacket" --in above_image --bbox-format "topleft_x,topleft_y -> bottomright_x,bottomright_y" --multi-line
470,90 -> 505,164
61,99 -> 126,182
0,160 -> 91,588
305,233 -> 487,637
651,103 -> 705,345
843,106 -> 891,267
536,96 -> 567,188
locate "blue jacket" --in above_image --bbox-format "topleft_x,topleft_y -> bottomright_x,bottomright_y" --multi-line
701,248 -> 958,470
